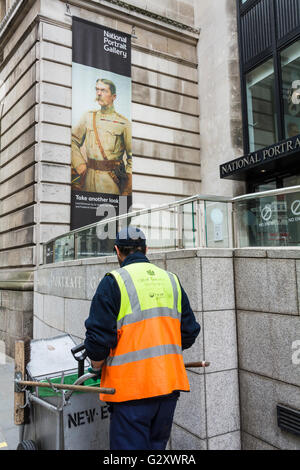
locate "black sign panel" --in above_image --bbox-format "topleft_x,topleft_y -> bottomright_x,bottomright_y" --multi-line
220,134 -> 300,180
72,17 -> 131,77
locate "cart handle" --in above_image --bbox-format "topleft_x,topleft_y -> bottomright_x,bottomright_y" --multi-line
184,361 -> 210,368
71,342 -> 88,379
71,342 -> 87,362
64,372 -> 97,401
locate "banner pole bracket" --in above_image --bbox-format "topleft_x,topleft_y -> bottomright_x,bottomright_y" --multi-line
131,26 -> 138,39
65,2 -> 72,16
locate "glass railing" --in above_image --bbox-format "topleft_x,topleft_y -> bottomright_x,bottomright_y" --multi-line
233,185 -> 300,248
43,186 -> 300,264
44,194 -> 232,264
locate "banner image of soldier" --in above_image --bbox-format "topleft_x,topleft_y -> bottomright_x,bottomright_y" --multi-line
71,77 -> 132,196
71,18 -> 132,230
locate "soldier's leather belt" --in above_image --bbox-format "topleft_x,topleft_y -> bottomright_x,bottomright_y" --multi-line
87,158 -> 120,171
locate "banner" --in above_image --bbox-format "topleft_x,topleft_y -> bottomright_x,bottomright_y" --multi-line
71,17 -> 132,230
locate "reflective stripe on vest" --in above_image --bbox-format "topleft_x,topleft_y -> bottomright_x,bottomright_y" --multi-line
106,343 -> 182,367
99,263 -> 189,402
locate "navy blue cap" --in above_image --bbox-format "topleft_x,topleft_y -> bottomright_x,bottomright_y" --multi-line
115,226 -> 146,247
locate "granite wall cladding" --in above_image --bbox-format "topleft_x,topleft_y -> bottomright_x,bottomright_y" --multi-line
0,289 -> 33,357
0,270 -> 34,357
234,249 -> 300,450
34,249 -> 240,450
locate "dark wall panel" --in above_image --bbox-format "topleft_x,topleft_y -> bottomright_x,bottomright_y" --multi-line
241,0 -> 272,64
276,0 -> 300,39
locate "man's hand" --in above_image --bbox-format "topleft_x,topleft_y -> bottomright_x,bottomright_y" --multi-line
91,360 -> 105,369
77,163 -> 87,175
88,360 -> 105,381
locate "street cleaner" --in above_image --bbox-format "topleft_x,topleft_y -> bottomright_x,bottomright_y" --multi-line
84,226 -> 200,450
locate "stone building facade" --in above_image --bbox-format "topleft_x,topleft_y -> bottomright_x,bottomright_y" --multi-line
0,0 -> 201,355
0,0 -> 245,356
1,0 -> 299,452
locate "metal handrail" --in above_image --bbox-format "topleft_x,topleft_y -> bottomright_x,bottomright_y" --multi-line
44,193 -> 232,246
44,185 -> 300,262
45,185 -> 300,247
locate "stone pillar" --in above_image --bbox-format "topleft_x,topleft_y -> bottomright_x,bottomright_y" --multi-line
195,0 -> 245,197
234,249 -> 300,450
0,271 -> 33,358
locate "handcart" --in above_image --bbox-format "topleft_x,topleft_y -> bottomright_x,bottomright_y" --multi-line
14,334 -> 115,450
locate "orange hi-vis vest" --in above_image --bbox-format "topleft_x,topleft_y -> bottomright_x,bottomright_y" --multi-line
99,262 -> 190,402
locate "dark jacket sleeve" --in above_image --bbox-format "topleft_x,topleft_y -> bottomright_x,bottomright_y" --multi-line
179,283 -> 201,350
84,275 -> 120,361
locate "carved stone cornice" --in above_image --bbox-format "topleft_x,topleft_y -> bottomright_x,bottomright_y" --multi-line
100,0 -> 200,35
0,0 -> 35,41
0,0 -> 25,36
0,0 -> 200,46
66,0 -> 200,42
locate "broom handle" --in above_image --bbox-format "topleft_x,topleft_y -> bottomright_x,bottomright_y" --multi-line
16,365 -> 209,397
16,379 -> 115,395
184,361 -> 210,368
14,341 -> 26,425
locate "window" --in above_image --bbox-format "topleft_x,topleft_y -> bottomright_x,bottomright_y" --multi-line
281,40 -> 300,139
246,59 -> 278,152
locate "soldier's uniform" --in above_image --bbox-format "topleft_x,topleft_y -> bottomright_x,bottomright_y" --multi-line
72,105 -> 132,195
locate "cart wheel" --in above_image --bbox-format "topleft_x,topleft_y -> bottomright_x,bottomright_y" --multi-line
17,440 -> 38,450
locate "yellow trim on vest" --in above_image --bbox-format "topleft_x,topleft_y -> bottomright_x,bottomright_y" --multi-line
109,270 -> 132,322
172,273 -> 182,314
110,263 -> 180,323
